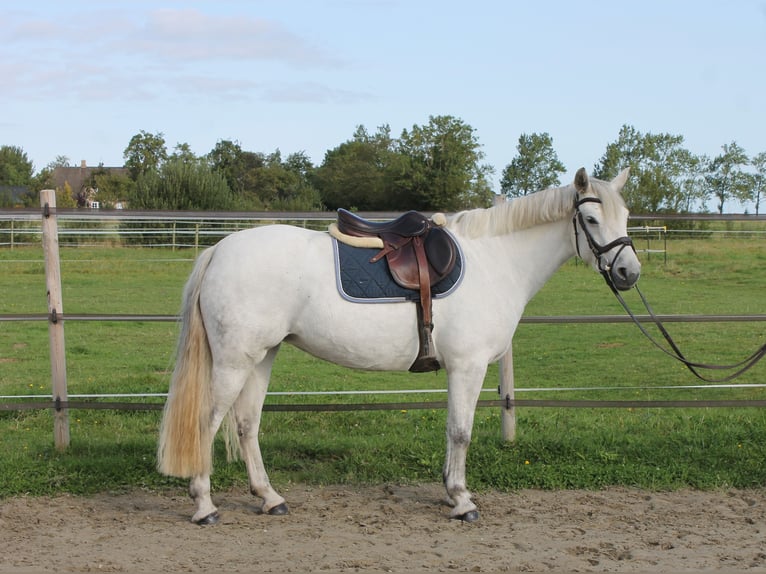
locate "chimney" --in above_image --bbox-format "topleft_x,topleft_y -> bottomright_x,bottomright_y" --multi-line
80,160 -> 87,169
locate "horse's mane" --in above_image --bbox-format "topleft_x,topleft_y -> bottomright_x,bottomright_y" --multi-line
446,177 -> 626,239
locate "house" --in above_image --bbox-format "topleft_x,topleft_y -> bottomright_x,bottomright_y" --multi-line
52,160 -> 129,208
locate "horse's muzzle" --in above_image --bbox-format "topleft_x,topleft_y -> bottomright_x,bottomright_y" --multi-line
609,261 -> 641,291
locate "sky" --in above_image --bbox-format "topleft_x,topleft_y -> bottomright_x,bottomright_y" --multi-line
2,0 -> 765,206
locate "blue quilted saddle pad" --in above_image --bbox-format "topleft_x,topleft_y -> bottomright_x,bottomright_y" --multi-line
332,237 -> 464,303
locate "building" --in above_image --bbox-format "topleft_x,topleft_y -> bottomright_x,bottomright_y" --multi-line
52,160 -> 129,208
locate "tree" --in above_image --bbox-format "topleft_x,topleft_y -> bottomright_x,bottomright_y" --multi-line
208,139 -> 272,205
128,159 -> 234,210
315,118 -> 493,212
88,163 -> 134,209
749,152 -> 765,215
0,145 -> 34,186
234,149 -> 321,210
594,125 -> 701,213
679,153 -> 710,213
170,143 -> 198,164
208,140 -> 239,169
258,150 -> 321,210
0,145 -> 39,206
500,133 -> 565,197
123,130 -> 168,180
395,115 -> 494,211
706,142 -> 750,214
48,155 -> 71,169
314,125 -> 397,210
56,181 -> 77,208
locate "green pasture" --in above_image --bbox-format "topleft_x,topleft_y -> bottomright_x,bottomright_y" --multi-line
1,234 -> 765,498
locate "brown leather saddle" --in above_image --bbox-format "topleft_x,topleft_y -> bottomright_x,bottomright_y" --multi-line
336,209 -> 458,372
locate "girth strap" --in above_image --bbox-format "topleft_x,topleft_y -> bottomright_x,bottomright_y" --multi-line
408,235 -> 440,372
413,235 -> 432,329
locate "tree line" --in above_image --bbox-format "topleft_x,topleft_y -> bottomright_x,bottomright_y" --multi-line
1,117 -> 764,214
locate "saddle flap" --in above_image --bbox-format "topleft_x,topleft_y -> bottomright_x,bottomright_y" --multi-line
384,239 -> 420,290
424,227 -> 457,277
383,227 -> 458,290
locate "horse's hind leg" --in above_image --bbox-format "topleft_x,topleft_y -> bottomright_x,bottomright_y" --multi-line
188,407 -> 228,524
188,363 -> 251,525
231,347 -> 287,515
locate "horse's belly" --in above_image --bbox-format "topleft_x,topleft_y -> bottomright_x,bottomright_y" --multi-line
286,300 -> 420,371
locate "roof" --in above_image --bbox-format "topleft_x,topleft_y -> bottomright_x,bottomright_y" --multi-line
52,162 -> 129,192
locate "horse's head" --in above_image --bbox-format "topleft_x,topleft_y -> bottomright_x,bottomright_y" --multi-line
572,167 -> 641,291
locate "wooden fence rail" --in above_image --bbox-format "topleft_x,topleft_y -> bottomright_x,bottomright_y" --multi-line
2,193 -> 765,450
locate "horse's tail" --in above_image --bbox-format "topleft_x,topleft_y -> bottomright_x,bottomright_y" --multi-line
157,245 -> 217,478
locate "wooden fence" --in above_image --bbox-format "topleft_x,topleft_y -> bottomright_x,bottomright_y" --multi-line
1,193 -> 765,451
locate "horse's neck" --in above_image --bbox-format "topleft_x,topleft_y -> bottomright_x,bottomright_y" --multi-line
485,218 -> 575,304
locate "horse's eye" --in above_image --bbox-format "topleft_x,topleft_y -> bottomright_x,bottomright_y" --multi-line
586,216 -> 598,225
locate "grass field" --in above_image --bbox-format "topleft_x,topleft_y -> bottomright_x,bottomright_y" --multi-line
1,232 -> 765,497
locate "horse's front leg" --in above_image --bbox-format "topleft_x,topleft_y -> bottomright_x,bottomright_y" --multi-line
443,365 -> 487,522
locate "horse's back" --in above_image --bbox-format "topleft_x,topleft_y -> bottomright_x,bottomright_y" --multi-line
199,224 -> 329,329
211,223 -> 326,270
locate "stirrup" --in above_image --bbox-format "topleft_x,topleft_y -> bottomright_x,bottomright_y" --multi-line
409,319 -> 440,373
410,354 -> 441,373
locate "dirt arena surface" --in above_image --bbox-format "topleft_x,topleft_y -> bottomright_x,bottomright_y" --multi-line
2,484 -> 766,573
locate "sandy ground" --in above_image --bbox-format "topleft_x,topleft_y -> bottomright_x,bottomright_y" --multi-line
2,484 -> 766,573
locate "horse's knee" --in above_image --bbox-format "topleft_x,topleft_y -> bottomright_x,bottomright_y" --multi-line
447,424 -> 472,447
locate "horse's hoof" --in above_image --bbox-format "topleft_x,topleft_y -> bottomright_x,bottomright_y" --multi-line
195,511 -> 220,526
454,509 -> 480,523
267,502 -> 289,516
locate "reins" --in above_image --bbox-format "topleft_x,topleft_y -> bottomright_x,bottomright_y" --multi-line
573,195 -> 766,383
608,281 -> 766,383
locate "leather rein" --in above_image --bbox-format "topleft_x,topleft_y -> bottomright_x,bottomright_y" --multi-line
573,195 -> 766,383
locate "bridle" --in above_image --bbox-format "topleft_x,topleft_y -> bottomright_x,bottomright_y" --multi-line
573,194 -> 766,383
572,195 -> 635,285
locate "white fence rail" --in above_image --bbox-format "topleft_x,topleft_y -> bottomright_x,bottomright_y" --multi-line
3,209 -> 766,251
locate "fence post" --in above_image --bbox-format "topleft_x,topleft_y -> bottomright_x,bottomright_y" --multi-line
40,190 -> 70,451
493,193 -> 516,442
498,346 -> 516,442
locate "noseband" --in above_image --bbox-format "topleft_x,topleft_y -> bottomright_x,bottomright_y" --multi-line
572,195 -> 635,290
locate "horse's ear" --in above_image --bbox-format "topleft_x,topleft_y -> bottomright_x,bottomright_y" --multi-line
574,167 -> 589,194
612,167 -> 630,190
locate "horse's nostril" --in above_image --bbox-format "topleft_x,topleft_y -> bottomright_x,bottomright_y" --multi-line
611,265 -> 639,291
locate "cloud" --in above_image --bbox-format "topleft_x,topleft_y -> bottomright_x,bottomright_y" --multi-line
131,8 -> 342,67
0,7 -> 351,103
